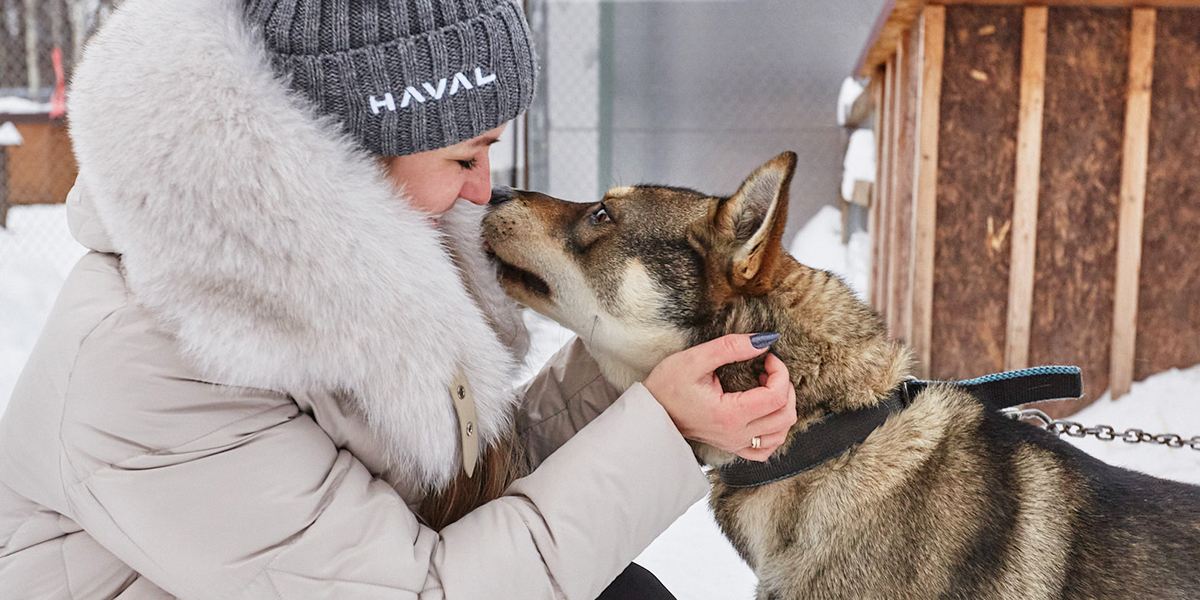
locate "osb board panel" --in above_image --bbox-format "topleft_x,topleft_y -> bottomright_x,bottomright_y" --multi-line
1135,9 -> 1200,380
889,26 -> 922,344
855,0 -> 1200,76
1028,7 -> 1127,415
930,5 -> 1022,380
7,121 -> 77,206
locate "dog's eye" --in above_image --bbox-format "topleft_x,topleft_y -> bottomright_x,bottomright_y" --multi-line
590,205 -> 611,225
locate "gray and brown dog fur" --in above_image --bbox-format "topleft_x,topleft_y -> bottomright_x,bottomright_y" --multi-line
481,152 -> 1200,599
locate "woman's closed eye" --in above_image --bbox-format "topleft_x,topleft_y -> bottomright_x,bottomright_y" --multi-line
457,157 -> 479,171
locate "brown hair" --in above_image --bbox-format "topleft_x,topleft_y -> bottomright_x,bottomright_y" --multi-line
415,433 -> 527,530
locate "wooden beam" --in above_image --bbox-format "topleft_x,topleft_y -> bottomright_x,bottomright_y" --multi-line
877,55 -> 898,319
886,30 -> 911,335
869,69 -> 886,310
855,0 -> 921,78
1004,6 -> 1048,371
912,5 -> 944,378
1110,8 -> 1156,399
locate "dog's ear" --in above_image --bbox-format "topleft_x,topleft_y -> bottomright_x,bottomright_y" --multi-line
714,151 -> 797,293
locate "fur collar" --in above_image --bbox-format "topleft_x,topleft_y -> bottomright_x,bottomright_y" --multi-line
67,0 -> 528,490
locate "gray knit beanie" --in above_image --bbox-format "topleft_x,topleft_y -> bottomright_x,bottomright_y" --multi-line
243,0 -> 537,156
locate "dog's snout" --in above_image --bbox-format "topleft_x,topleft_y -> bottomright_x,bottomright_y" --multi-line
490,186 -> 514,207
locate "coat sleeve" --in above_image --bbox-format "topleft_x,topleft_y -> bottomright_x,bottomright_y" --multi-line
517,337 -> 625,468
59,332 -> 707,600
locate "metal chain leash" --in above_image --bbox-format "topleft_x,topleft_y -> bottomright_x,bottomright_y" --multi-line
1001,408 -> 1200,451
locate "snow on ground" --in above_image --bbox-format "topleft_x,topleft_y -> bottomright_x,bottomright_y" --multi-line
2,203 -> 1199,599
1,205 -> 87,415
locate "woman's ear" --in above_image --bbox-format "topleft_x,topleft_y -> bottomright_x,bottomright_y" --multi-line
712,151 -> 797,294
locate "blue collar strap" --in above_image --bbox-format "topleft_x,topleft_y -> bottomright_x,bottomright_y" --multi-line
716,366 -> 1083,489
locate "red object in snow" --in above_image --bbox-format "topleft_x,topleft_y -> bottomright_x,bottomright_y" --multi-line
50,47 -> 66,120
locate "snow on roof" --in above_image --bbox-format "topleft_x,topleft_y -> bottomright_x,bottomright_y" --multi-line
0,97 -> 52,115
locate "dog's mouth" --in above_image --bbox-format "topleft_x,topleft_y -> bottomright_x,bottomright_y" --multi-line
484,242 -> 552,299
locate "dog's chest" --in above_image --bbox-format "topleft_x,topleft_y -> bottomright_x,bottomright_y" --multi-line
710,478 -> 812,577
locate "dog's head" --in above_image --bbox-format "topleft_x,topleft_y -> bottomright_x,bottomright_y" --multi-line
482,152 -> 798,389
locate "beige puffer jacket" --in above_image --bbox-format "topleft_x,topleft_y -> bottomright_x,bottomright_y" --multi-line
0,0 -> 708,596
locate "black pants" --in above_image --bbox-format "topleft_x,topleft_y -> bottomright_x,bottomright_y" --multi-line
596,563 -> 677,600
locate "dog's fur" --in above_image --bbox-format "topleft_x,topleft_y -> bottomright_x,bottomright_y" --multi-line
482,152 -> 1200,599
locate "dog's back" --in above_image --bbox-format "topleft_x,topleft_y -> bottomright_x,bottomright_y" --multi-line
712,381 -> 1200,600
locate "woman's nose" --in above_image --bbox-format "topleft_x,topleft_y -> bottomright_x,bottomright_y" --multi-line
459,155 -> 493,206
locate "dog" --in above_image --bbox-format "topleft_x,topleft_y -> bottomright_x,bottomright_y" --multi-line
481,152 -> 1200,599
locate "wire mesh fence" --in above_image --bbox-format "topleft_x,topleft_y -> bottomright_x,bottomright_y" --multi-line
523,0 -> 875,239
0,0 -> 113,274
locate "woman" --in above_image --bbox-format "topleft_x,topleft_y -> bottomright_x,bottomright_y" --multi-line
0,0 -> 796,598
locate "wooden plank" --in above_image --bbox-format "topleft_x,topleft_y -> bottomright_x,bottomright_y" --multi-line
7,121 -> 77,206
885,34 -> 904,334
1028,6 -> 1129,416
888,27 -> 919,343
878,56 -> 897,319
1135,8 -> 1200,383
930,4 -> 1022,381
878,54 -> 898,322
911,5 -> 945,378
895,26 -> 923,344
1109,8 -> 1155,399
869,70 -> 886,311
855,0 -> 1200,76
856,0 -> 924,78
1004,6 -> 1048,371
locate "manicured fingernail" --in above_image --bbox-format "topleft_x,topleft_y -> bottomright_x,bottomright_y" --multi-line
750,332 -> 780,349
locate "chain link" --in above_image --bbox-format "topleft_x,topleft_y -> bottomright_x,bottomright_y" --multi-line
1001,408 -> 1200,451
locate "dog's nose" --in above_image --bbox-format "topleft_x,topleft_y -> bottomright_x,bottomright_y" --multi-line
490,186 -> 514,206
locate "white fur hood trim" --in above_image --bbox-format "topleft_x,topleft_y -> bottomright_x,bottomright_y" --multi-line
67,0 -> 527,490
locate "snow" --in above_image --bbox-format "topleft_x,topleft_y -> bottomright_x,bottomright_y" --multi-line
841,128 -> 875,202
0,97 -> 51,116
0,122 -> 24,146
1,205 -> 87,415
836,77 -> 866,128
787,204 -> 871,301
2,203 -> 1199,599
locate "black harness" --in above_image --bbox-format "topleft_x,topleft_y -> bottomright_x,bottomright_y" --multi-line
716,366 -> 1084,488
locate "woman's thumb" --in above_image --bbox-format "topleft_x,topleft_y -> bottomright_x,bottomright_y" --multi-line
689,333 -> 779,374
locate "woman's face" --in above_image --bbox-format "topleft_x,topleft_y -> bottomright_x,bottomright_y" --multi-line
381,124 -> 508,219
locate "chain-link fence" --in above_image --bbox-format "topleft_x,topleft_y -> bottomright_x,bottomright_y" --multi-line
523,0 -> 883,238
1,1 -> 112,402
0,0 -> 114,260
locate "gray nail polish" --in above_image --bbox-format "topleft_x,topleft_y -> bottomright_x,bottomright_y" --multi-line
750,332 -> 780,349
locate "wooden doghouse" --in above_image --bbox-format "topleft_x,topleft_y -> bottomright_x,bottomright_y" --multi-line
857,0 -> 1200,416
0,113 -> 77,228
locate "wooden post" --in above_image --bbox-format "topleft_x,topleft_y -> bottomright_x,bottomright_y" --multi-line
1004,6 -> 1048,371
869,69 -> 886,310
911,5 -> 945,378
24,0 -> 40,99
1110,8 -> 1156,399
877,55 -> 897,319
886,30 -> 910,336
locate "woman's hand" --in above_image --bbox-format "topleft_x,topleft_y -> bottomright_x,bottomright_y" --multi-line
643,333 -> 797,462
